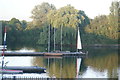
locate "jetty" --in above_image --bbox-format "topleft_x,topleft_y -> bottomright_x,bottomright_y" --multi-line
0,51 -> 87,57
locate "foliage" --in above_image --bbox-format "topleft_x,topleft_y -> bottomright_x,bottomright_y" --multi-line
85,1 -> 119,40
47,5 -> 89,28
0,1 -> 119,51
31,2 -> 56,27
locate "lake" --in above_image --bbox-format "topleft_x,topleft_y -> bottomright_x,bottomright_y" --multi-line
0,47 -> 119,79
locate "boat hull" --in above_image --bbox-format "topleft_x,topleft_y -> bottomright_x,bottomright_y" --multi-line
0,69 -> 23,74
1,66 -> 46,73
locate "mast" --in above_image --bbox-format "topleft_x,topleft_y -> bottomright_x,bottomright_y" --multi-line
60,25 -> 63,51
0,22 -> 2,45
2,26 -> 7,69
48,24 -> 51,52
54,27 -> 56,51
77,27 -> 82,51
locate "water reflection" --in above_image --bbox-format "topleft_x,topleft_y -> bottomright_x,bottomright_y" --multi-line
84,53 -> 118,78
0,56 -> 33,66
1,48 -> 118,78
81,66 -> 108,78
32,57 -> 77,78
32,48 -> 118,78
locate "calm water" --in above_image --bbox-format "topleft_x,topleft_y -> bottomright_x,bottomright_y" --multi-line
0,48 -> 119,79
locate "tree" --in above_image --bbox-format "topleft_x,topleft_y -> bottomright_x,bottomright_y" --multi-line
21,20 -> 27,30
9,18 -> 20,25
48,5 -> 80,28
31,2 -> 56,27
47,5 -> 90,51
9,18 -> 23,30
108,1 -> 119,39
85,1 -> 119,40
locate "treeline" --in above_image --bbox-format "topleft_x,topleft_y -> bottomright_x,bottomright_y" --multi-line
85,1 -> 119,40
1,18 -> 41,50
0,1 -> 119,51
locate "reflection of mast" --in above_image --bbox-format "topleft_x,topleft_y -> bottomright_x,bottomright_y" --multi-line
60,58 -> 62,78
47,58 -> 49,73
76,58 -> 82,78
53,58 -> 56,77
118,68 -> 120,80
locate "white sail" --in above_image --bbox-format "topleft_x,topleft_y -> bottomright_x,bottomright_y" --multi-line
77,29 -> 82,50
76,58 -> 82,78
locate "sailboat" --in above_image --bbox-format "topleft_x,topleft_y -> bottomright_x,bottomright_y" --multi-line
76,28 -> 86,54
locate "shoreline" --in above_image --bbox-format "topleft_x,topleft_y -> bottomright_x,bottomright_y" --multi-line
83,44 -> 119,47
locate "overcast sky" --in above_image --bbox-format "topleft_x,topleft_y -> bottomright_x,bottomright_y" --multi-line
0,0 -> 116,21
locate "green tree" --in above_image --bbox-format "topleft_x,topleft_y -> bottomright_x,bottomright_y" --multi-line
9,18 -> 23,30
21,20 -> 27,30
108,1 -> 119,39
31,2 -> 56,27
47,5 -> 89,51
85,1 -> 119,40
47,5 -> 82,28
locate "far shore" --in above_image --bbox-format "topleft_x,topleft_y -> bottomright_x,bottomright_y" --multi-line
84,44 -> 119,47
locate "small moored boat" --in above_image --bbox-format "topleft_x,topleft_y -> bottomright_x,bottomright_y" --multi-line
0,69 -> 23,74
2,66 -> 46,73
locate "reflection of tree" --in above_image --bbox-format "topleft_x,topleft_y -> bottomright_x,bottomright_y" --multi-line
32,57 -> 78,78
85,47 -> 117,58
32,57 -> 44,67
47,57 -> 76,78
62,58 -> 76,78
85,53 -> 118,78
47,58 -> 62,78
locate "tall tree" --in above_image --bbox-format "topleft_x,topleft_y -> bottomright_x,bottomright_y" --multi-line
108,1 -> 119,39
48,5 -> 81,28
47,5 -> 90,50
31,2 -> 56,27
85,1 -> 119,40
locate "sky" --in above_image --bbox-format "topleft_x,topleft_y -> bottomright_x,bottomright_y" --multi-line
0,0 -> 117,21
